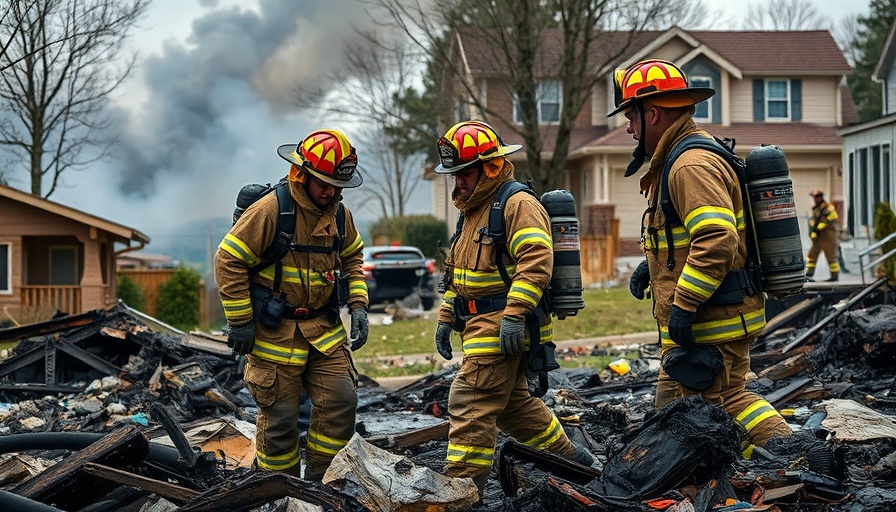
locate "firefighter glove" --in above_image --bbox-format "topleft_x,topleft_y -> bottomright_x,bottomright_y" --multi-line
668,305 -> 697,347
349,307 -> 369,351
227,321 -> 256,355
435,322 -> 453,360
629,259 -> 650,300
500,316 -> 527,356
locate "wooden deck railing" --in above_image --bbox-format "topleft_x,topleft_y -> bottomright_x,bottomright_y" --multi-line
21,286 -> 82,315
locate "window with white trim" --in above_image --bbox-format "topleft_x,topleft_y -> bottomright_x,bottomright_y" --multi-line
765,79 -> 790,120
0,244 -> 10,294
690,76 -> 712,122
514,80 -> 562,124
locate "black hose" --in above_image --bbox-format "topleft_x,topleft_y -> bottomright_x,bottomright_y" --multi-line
0,489 -> 65,512
0,431 -> 185,469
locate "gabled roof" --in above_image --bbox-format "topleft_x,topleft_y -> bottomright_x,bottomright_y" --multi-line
577,123 -> 843,155
458,28 -> 851,77
0,184 -> 150,244
872,18 -> 896,81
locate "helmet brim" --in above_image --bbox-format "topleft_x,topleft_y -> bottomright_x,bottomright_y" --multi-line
433,143 -> 523,174
607,88 -> 715,117
277,144 -> 363,188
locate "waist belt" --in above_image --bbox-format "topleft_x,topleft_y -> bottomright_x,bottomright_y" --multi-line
707,266 -> 758,306
454,295 -> 507,318
281,305 -> 326,320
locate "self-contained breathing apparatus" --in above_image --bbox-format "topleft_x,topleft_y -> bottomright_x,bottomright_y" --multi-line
438,180 -> 585,396
232,178 -> 349,328
658,135 -> 805,301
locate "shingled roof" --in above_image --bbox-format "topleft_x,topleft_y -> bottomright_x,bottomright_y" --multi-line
458,28 -> 851,76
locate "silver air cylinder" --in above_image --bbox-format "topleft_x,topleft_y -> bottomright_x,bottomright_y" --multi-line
540,190 -> 585,319
745,145 -> 805,296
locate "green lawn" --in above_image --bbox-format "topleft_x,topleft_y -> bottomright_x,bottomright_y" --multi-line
355,286 -> 656,378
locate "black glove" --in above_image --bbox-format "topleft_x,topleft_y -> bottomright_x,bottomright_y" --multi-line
668,305 -> 697,347
227,321 -> 256,355
629,259 -> 650,300
435,322 -> 452,360
499,316 -> 527,356
349,307 -> 369,351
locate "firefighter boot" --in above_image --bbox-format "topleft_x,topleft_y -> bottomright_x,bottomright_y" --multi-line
825,272 -> 839,282
805,267 -> 815,282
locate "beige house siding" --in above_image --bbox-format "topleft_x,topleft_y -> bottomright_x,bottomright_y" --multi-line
591,81 -> 608,126
801,78 -> 840,125
730,78 -> 755,123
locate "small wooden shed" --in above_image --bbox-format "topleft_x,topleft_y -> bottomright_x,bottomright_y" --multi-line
0,185 -> 150,322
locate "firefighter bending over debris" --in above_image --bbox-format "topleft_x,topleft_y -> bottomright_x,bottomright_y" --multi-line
432,120 -> 594,493
806,189 -> 841,282
611,60 -> 792,455
214,129 -> 369,481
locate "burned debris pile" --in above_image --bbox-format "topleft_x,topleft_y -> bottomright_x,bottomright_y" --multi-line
0,279 -> 895,511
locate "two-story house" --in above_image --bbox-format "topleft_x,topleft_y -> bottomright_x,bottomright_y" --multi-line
429,27 -> 854,270
839,17 -> 896,241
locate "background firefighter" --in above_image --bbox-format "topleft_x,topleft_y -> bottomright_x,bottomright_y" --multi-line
432,120 -> 593,494
612,59 -> 792,457
806,189 -> 841,282
214,129 -> 369,481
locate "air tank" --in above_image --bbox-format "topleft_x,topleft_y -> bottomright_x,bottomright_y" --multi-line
540,190 -> 585,319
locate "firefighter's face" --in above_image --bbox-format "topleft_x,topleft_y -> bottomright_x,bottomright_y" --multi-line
453,164 -> 482,201
306,174 -> 340,208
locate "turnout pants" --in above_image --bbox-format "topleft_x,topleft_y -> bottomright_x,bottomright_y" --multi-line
806,233 -> 840,276
656,338 -> 791,451
446,352 -> 576,491
243,343 -> 358,481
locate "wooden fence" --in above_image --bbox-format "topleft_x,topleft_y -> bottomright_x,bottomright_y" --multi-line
580,218 -> 619,286
117,269 -> 210,328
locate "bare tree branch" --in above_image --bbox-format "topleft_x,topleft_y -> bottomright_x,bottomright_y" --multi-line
0,0 -> 148,197
743,0 -> 830,30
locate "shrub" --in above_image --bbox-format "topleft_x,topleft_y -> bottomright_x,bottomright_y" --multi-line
117,274 -> 146,311
873,201 -> 896,280
370,215 -> 449,259
156,266 -> 201,331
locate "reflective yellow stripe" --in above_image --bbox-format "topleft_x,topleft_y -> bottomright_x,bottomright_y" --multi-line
521,414 -> 564,450
643,225 -> 689,250
251,340 -> 308,365
349,278 -> 368,300
462,336 -> 501,355
679,264 -> 722,300
446,443 -> 495,467
684,206 -> 737,234
309,323 -> 347,353
540,320 -> 553,342
509,227 -> 552,258
340,233 -> 363,257
257,266 -> 332,286
508,280 -> 542,307
735,399 -> 782,432
307,428 -> 349,456
736,209 -> 746,230
256,443 -> 300,471
220,234 -> 260,267
452,267 -> 515,288
817,222 -> 828,231
222,297 -> 252,320
443,290 -> 457,300
742,444 -> 755,460
660,309 -> 766,346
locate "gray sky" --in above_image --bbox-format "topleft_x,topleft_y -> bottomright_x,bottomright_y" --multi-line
44,0 -> 870,254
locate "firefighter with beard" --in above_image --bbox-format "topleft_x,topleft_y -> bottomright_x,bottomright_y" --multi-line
432,120 -> 593,493
610,60 -> 791,456
215,129 -> 368,481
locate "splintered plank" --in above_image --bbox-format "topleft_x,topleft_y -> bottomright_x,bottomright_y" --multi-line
760,296 -> 825,340
757,352 -> 815,381
13,424 -> 149,507
765,377 -> 815,408
83,463 -> 201,502
365,421 -> 449,450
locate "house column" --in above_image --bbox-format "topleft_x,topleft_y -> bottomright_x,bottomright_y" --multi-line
77,227 -> 107,312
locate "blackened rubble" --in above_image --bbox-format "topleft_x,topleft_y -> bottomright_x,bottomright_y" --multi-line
0,280 -> 894,511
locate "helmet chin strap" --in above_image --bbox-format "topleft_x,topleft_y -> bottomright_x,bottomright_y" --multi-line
624,102 -> 647,177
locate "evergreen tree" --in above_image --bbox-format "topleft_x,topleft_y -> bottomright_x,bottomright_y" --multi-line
848,0 -> 896,122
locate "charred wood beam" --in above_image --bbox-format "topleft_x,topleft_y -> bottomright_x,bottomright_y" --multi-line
150,403 -> 199,468
365,421 -> 449,450
54,340 -> 122,376
783,277 -> 890,353
0,383 -> 81,394
765,377 -> 815,408
0,345 -> 47,379
760,296 -> 825,342
751,345 -> 812,367
0,310 -> 104,343
82,462 -> 201,502
13,424 -> 149,508
179,472 -> 367,512
757,352 -> 815,381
